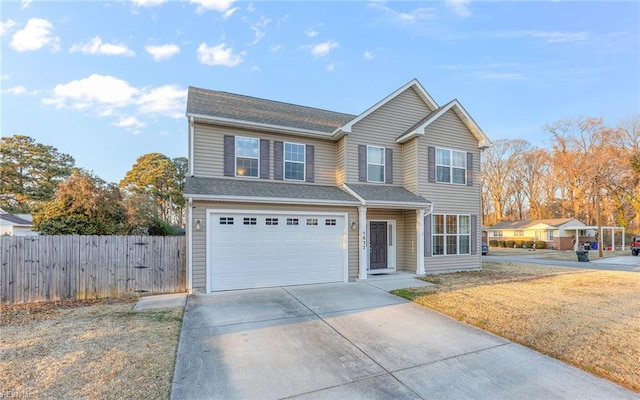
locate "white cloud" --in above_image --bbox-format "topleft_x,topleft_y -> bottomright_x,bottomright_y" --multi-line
305,29 -> 319,37
270,44 -> 283,53
21,0 -> 32,9
363,50 -> 375,60
11,18 -> 60,52
248,17 -> 270,46
310,40 -> 338,58
223,7 -> 238,19
42,74 -> 139,111
326,63 -> 338,72
197,43 -> 244,67
70,36 -> 135,57
445,0 -> 471,18
190,0 -> 235,14
368,2 -> 435,24
496,30 -> 588,43
0,19 -> 17,36
115,116 -> 146,128
132,0 -> 166,7
246,2 -> 255,12
137,84 -> 187,119
2,86 -> 40,95
145,44 -> 180,61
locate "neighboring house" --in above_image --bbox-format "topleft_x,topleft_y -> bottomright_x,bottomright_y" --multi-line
183,79 -> 492,293
0,213 -> 37,236
486,218 -> 595,250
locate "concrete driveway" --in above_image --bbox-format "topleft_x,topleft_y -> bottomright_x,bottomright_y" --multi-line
171,282 -> 638,400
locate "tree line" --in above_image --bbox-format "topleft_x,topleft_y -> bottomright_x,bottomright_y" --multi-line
482,115 -> 639,232
0,135 -> 186,235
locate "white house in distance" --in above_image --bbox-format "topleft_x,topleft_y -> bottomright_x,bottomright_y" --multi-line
0,210 -> 37,236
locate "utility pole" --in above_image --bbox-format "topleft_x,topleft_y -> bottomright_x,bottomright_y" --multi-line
595,174 -> 603,258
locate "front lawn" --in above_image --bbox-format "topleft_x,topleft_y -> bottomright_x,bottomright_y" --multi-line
394,261 -> 640,393
0,299 -> 183,399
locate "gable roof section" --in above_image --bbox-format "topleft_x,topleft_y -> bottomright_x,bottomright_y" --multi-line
187,86 -> 355,136
488,218 -> 582,230
336,78 -> 438,135
396,99 -> 493,149
184,176 -> 360,206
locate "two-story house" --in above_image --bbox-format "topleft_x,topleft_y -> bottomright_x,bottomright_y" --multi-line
183,79 -> 492,292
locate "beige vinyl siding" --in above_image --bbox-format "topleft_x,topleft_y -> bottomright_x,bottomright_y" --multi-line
346,87 -> 430,183
402,137 -> 419,193
193,123 -> 337,185
189,201 -> 359,292
336,137 -> 346,186
418,109 -> 483,274
401,210 -> 417,273
366,209 -> 405,270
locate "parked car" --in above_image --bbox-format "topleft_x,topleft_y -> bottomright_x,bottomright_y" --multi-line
482,242 -> 489,255
631,236 -> 640,256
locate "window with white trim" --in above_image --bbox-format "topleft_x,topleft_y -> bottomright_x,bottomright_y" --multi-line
514,230 -> 524,237
284,142 -> 305,181
491,231 -> 503,237
286,218 -> 299,226
243,217 -> 257,225
265,218 -> 279,226
306,218 -> 318,226
436,148 -> 466,184
433,214 -> 470,255
219,217 -> 234,225
325,218 -> 337,226
547,230 -> 554,241
367,146 -> 385,183
235,136 -> 259,177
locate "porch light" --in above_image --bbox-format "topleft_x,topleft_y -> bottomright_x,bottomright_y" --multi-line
195,219 -> 202,231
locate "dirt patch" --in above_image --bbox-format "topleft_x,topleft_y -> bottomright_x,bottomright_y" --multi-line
394,262 -> 640,393
0,298 -> 183,399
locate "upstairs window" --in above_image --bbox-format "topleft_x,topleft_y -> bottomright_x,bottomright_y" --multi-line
367,146 -> 385,183
436,148 -> 466,184
235,136 -> 259,177
284,142 -> 305,181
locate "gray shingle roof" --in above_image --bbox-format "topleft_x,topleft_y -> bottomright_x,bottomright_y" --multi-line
345,183 -> 431,205
187,86 -> 356,134
184,176 -> 360,204
0,214 -> 32,225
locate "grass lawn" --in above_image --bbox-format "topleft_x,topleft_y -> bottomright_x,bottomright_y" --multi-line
0,298 -> 183,399
486,247 -> 630,261
394,261 -> 640,393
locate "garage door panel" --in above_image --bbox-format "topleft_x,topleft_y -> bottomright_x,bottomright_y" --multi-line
209,212 -> 345,291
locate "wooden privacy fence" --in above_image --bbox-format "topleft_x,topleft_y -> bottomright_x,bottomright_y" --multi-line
1,235 -> 186,305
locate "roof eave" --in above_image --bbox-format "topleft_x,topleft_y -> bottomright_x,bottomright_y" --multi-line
183,193 -> 360,207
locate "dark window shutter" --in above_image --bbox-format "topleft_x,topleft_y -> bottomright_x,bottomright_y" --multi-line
424,214 -> 432,257
471,214 -> 478,255
358,145 -> 367,182
467,152 -> 474,186
428,146 -> 436,183
305,145 -> 315,182
224,135 -> 235,177
274,141 -> 283,180
260,139 -> 270,179
385,148 -> 393,184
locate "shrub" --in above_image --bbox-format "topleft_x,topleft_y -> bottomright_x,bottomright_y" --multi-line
489,240 -> 498,247
524,240 -> 535,249
498,241 -> 506,248
506,240 -> 516,248
535,241 -> 546,249
516,240 -> 525,248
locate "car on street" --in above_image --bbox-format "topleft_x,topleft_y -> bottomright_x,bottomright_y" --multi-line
482,242 -> 489,255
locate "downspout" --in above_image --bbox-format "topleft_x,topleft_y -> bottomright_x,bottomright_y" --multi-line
417,204 -> 433,276
188,116 -> 195,176
186,197 -> 193,294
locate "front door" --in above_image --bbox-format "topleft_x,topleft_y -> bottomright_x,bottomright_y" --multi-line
370,222 -> 388,270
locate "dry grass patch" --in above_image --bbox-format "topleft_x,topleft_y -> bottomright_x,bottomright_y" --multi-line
488,247 -> 628,261
0,298 -> 183,399
394,262 -> 640,393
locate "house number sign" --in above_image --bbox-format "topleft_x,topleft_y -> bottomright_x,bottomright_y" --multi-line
361,231 -> 367,250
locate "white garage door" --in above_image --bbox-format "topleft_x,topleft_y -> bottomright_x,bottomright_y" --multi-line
209,211 -> 346,291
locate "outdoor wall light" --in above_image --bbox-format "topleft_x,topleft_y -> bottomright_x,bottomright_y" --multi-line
350,220 -> 358,230
195,219 -> 202,231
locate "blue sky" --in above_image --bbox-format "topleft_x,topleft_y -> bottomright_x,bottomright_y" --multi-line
1,0 -> 638,184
